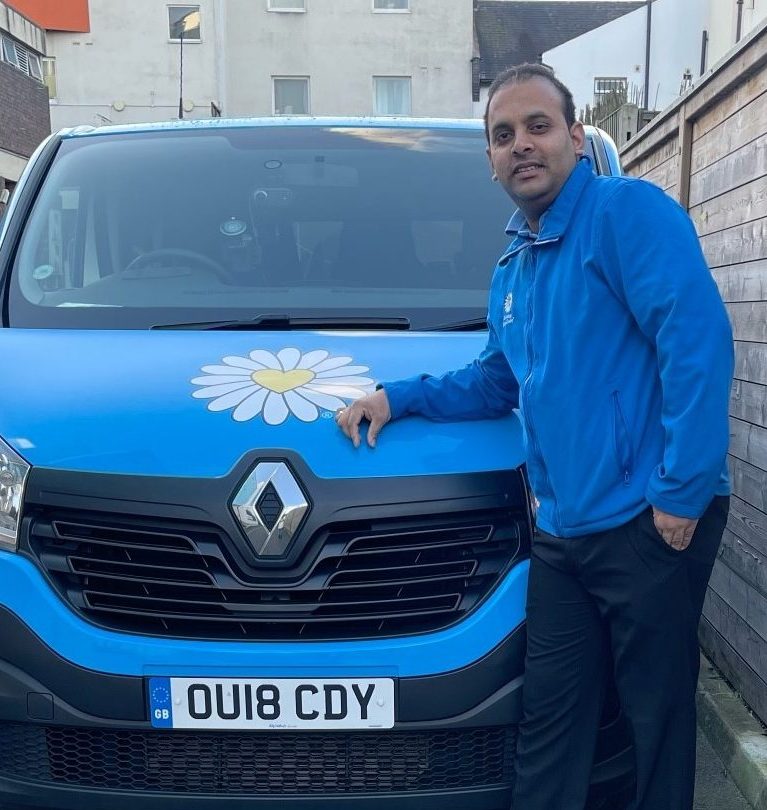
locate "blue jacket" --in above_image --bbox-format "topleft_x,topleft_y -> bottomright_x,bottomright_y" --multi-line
385,158 -> 733,537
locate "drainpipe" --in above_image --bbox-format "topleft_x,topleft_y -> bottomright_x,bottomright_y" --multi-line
736,0 -> 745,42
644,0 -> 652,109
215,0 -> 228,117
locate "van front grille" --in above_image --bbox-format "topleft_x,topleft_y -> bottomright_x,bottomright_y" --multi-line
26,507 -> 524,640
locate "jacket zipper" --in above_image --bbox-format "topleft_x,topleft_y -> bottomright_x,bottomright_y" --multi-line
521,247 -> 560,533
612,390 -> 633,485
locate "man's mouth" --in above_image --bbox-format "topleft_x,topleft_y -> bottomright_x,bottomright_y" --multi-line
513,162 -> 544,176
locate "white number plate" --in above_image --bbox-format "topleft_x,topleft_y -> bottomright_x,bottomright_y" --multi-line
148,676 -> 395,730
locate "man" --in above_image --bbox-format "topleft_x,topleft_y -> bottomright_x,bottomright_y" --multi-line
336,64 -> 733,809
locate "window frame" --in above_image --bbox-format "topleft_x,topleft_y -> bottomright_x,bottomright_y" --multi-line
0,34 -> 44,83
372,0 -> 410,12
272,76 -> 311,116
373,75 -> 412,116
592,76 -> 628,105
267,0 -> 307,12
167,4 -> 202,43
42,56 -> 57,100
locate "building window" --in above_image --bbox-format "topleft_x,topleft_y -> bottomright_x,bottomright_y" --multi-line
373,0 -> 409,10
168,5 -> 201,41
593,77 -> 628,106
273,77 -> 310,115
268,0 -> 306,10
0,35 -> 43,82
42,57 -> 57,99
374,76 -> 411,115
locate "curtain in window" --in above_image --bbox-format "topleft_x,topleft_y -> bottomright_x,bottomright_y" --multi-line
375,78 -> 411,116
275,79 -> 309,115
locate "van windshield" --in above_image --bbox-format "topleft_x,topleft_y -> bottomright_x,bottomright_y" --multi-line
10,125 -> 513,330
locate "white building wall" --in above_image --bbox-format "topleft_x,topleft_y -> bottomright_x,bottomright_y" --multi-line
544,0 -> 709,118
223,0 -> 473,118
48,0 -> 220,130
48,0 -> 472,129
707,0 -> 767,67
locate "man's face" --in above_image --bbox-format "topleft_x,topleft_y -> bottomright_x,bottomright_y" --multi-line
486,77 -> 585,225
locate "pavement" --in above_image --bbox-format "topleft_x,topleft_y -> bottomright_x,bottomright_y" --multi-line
697,654 -> 767,809
697,725 -> 753,808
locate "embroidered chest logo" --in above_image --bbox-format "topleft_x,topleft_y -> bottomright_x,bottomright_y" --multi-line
503,292 -> 514,327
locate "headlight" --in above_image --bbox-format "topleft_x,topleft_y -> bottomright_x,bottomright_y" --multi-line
0,438 -> 30,550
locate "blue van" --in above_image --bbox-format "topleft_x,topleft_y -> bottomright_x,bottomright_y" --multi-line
0,118 -> 633,808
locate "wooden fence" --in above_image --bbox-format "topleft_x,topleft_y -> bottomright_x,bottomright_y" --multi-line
621,18 -> 767,724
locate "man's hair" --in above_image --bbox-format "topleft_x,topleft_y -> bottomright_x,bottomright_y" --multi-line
484,63 -> 577,142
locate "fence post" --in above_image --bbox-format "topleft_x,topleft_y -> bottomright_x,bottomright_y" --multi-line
676,103 -> 693,210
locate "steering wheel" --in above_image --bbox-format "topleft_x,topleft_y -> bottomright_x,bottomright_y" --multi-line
123,249 -> 234,283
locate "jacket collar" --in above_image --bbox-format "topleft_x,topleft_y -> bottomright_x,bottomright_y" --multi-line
501,156 -> 594,261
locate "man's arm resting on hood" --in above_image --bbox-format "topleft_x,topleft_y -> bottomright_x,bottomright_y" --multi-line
383,320 -> 520,422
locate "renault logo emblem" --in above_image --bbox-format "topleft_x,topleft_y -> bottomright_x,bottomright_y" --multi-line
232,462 -> 309,558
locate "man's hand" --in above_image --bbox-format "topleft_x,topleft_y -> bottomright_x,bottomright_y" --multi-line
335,390 -> 392,448
652,508 -> 699,551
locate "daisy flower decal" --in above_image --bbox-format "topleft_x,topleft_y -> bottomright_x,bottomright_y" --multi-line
191,348 -> 375,425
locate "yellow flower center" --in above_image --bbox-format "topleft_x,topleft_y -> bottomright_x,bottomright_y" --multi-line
251,368 -> 316,394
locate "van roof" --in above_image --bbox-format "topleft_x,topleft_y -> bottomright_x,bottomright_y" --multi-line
60,116 -> 601,140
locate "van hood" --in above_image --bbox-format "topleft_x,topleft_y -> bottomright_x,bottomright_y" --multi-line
1,330 -> 524,479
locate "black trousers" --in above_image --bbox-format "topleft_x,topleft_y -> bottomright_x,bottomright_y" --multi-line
511,496 -> 729,810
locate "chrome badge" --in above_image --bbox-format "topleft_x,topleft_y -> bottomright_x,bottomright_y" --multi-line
232,462 -> 309,558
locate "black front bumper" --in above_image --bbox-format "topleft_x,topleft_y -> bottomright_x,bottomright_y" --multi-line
0,609 -> 633,809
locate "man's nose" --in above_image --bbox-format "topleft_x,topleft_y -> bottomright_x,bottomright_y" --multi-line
512,133 -> 534,154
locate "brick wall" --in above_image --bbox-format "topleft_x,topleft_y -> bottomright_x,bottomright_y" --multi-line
0,60 -> 50,159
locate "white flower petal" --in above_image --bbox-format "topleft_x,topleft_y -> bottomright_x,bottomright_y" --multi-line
311,376 -> 374,387
297,350 -> 329,369
199,365 -> 252,377
193,374 -> 252,386
315,365 -> 368,378
263,391 -> 290,425
309,356 -> 353,374
222,356 -> 266,371
193,381 -> 256,399
249,350 -> 281,369
296,388 -> 347,412
277,347 -> 302,371
208,385 -> 260,412
284,390 -> 319,423
232,388 -> 270,422
306,383 -> 370,400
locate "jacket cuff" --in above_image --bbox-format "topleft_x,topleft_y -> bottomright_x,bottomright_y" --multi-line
645,480 -> 708,520
380,377 -> 423,421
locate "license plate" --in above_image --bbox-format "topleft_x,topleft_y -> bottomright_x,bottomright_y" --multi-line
148,676 -> 395,730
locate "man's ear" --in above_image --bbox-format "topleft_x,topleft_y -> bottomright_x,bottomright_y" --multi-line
486,145 -> 497,181
570,121 -> 586,156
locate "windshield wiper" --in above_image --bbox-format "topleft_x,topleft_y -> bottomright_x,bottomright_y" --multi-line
151,314 -> 411,331
426,317 -> 488,332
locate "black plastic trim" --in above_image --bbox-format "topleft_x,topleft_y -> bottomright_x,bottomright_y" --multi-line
0,607 -> 143,721
23,457 -> 528,572
0,780 -> 514,810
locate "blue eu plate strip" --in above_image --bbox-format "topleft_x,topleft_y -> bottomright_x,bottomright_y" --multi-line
149,677 -> 173,728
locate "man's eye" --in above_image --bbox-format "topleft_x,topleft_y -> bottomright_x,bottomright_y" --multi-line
496,132 -> 511,143
531,124 -> 549,133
